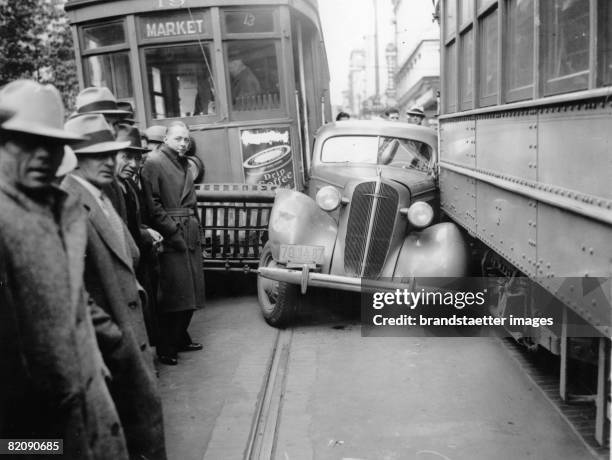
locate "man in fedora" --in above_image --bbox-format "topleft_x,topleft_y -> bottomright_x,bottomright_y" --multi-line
112,124 -> 163,345
406,106 -> 426,125
144,124 -> 167,152
61,114 -> 167,460
141,121 -> 206,365
0,80 -> 130,459
73,86 -> 132,133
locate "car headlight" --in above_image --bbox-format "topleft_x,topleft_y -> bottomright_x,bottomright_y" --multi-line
406,201 -> 434,228
316,186 -> 342,212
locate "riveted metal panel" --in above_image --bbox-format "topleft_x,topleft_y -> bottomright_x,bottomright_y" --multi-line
439,168 -> 476,233
475,182 -> 537,277
536,203 -> 612,335
538,105 -> 612,200
439,119 -> 476,167
476,114 -> 538,181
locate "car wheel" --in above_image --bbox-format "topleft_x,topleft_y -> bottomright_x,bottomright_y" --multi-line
258,242 -> 298,328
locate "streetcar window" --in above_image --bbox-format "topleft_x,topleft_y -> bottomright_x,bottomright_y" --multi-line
506,0 -> 534,101
144,44 -> 216,119
598,1 -> 612,86
444,41 -> 457,112
444,0 -> 456,41
459,0 -> 473,26
224,9 -> 277,34
541,0 -> 589,95
82,22 -> 126,50
460,27 -> 473,110
227,41 -> 280,112
478,7 -> 498,106
83,52 -> 133,99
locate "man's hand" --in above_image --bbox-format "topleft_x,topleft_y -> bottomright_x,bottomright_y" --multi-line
146,228 -> 164,251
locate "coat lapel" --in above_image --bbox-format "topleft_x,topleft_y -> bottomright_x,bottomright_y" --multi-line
60,195 -> 88,313
62,175 -> 135,273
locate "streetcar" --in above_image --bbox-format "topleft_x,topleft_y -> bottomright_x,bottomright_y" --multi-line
65,0 -> 331,271
436,0 -> 611,446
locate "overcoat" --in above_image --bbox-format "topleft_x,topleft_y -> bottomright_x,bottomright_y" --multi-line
61,175 -> 167,460
141,144 -> 206,313
0,182 -> 129,460
106,177 -> 159,344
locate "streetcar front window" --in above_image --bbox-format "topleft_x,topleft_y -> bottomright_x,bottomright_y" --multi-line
144,44 -> 216,119
226,41 -> 280,112
82,22 -> 126,50
84,52 -> 133,100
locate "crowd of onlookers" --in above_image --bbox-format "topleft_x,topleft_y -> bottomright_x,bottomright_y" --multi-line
0,80 -> 206,459
335,105 -> 432,126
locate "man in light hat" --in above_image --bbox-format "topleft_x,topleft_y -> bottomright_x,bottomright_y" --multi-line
72,86 -> 132,133
144,124 -> 167,152
406,106 -> 426,125
0,80 -> 129,459
61,114 -> 167,460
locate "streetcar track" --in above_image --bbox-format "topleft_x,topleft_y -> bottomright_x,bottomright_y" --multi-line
497,337 -> 610,460
246,328 -> 294,460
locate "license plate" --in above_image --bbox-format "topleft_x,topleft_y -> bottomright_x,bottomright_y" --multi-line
279,244 -> 325,265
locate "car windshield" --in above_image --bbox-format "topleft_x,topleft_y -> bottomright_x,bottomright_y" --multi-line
321,135 -> 432,172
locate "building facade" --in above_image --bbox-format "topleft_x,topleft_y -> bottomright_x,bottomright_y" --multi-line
392,0 -> 440,123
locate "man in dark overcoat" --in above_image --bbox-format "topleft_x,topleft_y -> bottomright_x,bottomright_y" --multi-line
0,80 -> 129,459
141,121 -> 206,365
61,114 -> 167,460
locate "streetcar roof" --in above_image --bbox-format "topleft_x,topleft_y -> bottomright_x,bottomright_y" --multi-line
65,0 -> 322,30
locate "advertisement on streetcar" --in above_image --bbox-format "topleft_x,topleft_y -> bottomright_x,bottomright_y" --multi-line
240,126 -> 295,189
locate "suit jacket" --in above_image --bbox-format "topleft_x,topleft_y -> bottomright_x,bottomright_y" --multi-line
141,145 -> 206,312
61,174 -> 167,460
0,182 -> 129,460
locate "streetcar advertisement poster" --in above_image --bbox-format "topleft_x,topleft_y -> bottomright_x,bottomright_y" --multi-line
240,127 -> 295,189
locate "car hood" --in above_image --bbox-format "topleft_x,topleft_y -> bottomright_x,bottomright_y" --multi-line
310,163 -> 436,197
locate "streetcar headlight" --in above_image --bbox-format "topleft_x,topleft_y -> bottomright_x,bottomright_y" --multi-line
316,186 -> 342,212
406,201 -> 434,228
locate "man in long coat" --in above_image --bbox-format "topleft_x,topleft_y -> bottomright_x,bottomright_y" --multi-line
141,121 -> 206,365
0,80 -> 129,459
61,114 -> 167,460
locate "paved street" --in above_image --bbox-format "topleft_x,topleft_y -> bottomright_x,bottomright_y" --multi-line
159,288 -> 597,460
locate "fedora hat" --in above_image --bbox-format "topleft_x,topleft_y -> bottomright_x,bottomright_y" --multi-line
406,106 -> 425,118
116,101 -> 136,124
74,86 -> 131,116
0,80 -> 83,141
64,114 -> 130,154
116,125 -> 150,153
144,125 -> 167,143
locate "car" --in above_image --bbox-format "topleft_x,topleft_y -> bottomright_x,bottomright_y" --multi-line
257,120 -> 470,327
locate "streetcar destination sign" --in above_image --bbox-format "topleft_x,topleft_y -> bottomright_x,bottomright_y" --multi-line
145,19 -> 205,37
140,11 -> 210,39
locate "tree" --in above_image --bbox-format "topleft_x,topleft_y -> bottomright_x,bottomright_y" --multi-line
0,0 -> 78,110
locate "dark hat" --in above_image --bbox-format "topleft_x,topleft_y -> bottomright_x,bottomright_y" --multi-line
0,80 -> 83,141
64,114 -> 130,155
406,106 -> 425,118
116,125 -> 150,153
144,125 -> 167,143
74,86 -> 132,116
116,101 -> 136,124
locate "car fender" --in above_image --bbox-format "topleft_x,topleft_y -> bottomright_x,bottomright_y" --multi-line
268,189 -> 338,273
393,222 -> 469,280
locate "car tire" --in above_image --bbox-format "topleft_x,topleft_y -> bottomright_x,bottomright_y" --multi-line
258,242 -> 298,328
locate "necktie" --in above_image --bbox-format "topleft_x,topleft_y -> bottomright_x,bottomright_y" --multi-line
100,193 -> 128,258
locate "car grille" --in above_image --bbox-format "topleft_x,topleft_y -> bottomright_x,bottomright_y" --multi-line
344,181 -> 399,278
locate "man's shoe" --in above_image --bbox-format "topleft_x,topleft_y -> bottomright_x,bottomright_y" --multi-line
179,342 -> 203,352
158,355 -> 178,365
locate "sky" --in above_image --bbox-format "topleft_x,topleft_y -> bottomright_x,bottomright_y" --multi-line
318,0 -> 394,107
